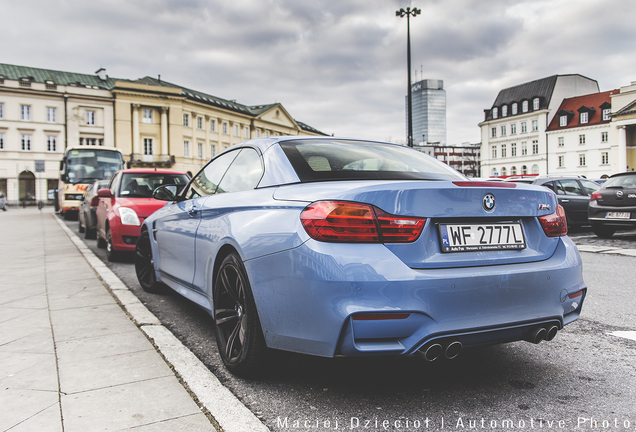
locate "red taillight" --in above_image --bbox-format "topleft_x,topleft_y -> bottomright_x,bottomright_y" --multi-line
568,290 -> 584,299
538,205 -> 568,237
90,196 -> 100,207
300,201 -> 426,243
590,191 -> 602,201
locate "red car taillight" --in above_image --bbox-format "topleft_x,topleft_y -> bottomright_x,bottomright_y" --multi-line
90,196 -> 100,207
538,205 -> 568,237
300,201 -> 426,243
590,191 -> 602,201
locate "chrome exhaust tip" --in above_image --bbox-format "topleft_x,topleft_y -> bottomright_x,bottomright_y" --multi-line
545,325 -> 559,341
421,343 -> 443,362
445,341 -> 463,359
526,327 -> 547,344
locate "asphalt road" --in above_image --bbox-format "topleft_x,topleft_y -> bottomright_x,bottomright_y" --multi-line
64,218 -> 636,431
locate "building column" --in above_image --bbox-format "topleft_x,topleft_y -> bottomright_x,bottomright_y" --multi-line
132,104 -> 140,156
618,125 -> 627,172
161,107 -> 168,156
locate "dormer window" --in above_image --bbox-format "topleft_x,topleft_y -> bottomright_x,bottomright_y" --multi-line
533,98 -> 540,110
492,107 -> 498,119
602,109 -> 611,121
560,116 -> 568,127
522,100 -> 529,113
502,105 -> 508,117
580,112 -> 588,124
511,103 -> 518,115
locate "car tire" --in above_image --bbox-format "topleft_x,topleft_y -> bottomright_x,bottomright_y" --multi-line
135,230 -> 165,294
96,231 -> 107,249
2,204 -> 6,211
84,226 -> 96,240
592,223 -> 615,238
213,252 -> 267,377
105,229 -> 119,262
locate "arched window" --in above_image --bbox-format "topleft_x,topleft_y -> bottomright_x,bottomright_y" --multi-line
511,166 -> 517,175
522,100 -> 529,113
532,164 -> 539,174
502,105 -> 508,117
501,167 -> 507,176
512,103 -> 518,115
492,107 -> 498,119
491,167 -> 498,177
522,165 -> 528,175
19,170 -> 36,203
533,98 -> 540,110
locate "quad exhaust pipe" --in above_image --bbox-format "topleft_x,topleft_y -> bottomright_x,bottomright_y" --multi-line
525,325 -> 560,344
419,340 -> 462,362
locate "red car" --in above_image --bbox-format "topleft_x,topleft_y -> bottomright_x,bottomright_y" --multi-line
96,169 -> 190,261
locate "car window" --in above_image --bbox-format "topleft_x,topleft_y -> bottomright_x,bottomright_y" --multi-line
540,181 -> 556,192
120,173 -> 189,198
216,148 -> 263,194
557,179 -> 583,196
185,150 -> 240,200
604,174 -> 636,188
579,179 -> 600,195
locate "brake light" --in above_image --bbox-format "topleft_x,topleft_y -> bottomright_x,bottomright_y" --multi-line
538,205 -> 568,237
90,196 -> 100,207
300,201 -> 426,243
590,191 -> 602,201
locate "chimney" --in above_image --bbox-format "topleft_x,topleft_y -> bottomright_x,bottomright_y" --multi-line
95,68 -> 107,81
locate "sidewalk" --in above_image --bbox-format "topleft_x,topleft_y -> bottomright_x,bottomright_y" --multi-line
0,208 -> 218,431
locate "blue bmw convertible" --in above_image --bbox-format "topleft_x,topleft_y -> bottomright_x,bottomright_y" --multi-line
135,137 -> 586,376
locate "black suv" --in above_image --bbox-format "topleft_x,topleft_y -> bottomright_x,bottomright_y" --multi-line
588,171 -> 636,238
506,176 -> 600,227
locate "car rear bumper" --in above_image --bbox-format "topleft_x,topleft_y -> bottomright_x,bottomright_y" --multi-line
245,236 -> 586,357
588,203 -> 636,227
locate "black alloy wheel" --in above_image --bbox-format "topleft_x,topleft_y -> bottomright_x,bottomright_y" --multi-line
105,229 -> 119,262
135,230 -> 163,293
214,253 -> 267,377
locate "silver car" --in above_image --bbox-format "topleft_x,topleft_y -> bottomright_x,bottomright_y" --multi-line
0,191 -> 7,211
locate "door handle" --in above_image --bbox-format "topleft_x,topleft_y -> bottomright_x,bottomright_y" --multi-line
560,200 -> 569,203
188,206 -> 199,217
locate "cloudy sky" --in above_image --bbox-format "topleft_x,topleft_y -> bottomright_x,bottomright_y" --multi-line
3,0 -> 635,145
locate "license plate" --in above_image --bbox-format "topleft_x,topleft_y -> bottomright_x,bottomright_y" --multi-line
438,223 -> 526,253
606,212 -> 630,219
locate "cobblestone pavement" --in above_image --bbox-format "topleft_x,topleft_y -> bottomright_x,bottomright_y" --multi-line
568,226 -> 636,256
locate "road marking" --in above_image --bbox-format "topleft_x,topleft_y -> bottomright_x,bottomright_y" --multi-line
609,331 -> 636,342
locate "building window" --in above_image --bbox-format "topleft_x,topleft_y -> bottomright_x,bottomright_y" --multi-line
197,116 -> 203,130
580,112 -> 588,124
256,130 -> 260,138
183,113 -> 189,127
0,133 -> 4,150
532,120 -> 538,131
502,106 -> 508,117
183,140 -> 190,158
491,168 -> 497,177
501,125 -> 507,136
512,103 -> 518,115
210,119 -> 216,132
511,143 -> 517,156
533,98 -> 540,110
0,103 -> 4,119
579,154 -> 586,166
602,109 -> 611,121
532,164 -> 539,174
579,134 -> 585,145
560,116 -> 567,127
558,137 -> 564,147
21,134 -> 32,151
501,167 -> 507,176
511,166 -> 517,176
47,107 -> 57,123
602,152 -> 609,165
492,107 -> 498,119
244,126 -> 249,139
510,124 -> 516,135
522,165 -> 528,175
21,105 -> 31,121
234,124 -> 239,136
522,100 -> 529,113
86,111 -> 95,126
198,142 -> 203,159
143,138 -> 153,155
532,140 -> 539,155
81,138 -> 99,146
558,156 -> 565,167
521,142 -> 528,156
501,144 -> 507,157
210,144 -> 216,158
223,122 -> 228,134
521,122 -> 527,133
47,136 -> 57,152
142,109 -> 153,124
601,131 -> 608,142
491,127 -> 497,138
491,146 -> 497,159
265,131 -> 269,137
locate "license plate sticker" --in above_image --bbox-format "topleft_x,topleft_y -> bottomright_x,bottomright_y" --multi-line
438,223 -> 526,253
606,212 -> 630,219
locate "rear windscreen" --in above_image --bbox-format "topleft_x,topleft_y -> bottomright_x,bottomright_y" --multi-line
280,139 -> 465,182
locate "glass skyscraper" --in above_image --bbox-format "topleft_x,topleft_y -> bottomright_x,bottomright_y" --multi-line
406,79 -> 446,145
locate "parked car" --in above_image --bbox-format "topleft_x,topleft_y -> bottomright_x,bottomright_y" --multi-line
507,176 -> 599,227
134,137 -> 586,377
0,191 -> 7,211
78,180 -> 110,239
588,171 -> 636,238
96,169 -> 189,261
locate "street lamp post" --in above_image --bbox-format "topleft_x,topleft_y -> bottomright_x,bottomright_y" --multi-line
396,6 -> 420,147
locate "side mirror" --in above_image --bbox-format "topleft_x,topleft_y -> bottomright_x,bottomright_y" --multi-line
97,188 -> 112,198
153,184 -> 178,201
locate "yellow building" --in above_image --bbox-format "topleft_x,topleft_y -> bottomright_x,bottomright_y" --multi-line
111,77 -> 326,175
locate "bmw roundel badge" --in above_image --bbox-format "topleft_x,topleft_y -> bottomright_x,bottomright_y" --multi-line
483,194 -> 495,211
